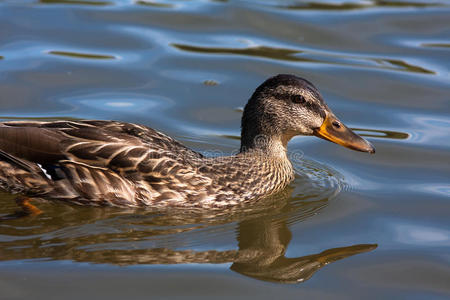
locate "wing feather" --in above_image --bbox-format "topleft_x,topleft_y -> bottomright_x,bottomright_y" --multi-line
53,161 -> 139,206
0,120 -> 203,174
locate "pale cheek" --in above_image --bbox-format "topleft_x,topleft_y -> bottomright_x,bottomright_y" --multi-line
293,111 -> 312,134
296,114 -> 322,135
312,117 -> 324,129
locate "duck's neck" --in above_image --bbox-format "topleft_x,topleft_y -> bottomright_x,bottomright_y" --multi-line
238,107 -> 295,192
240,124 -> 295,158
239,134 -> 288,158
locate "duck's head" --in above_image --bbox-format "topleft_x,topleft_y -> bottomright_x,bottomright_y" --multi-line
241,74 -> 375,154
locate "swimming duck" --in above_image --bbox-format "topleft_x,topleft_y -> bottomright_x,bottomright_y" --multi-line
0,74 -> 374,209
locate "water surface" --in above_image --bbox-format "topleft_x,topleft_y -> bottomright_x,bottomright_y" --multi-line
0,0 -> 449,299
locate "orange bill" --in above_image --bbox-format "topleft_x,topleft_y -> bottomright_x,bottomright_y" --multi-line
314,115 -> 375,153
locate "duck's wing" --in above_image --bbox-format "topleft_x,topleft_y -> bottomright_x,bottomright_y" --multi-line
69,120 -> 203,157
0,120 -> 211,206
0,120 -> 203,174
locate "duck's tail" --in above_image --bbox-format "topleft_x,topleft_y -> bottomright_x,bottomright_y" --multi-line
0,150 -> 52,196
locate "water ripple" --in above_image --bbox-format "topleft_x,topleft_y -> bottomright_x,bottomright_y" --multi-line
39,0 -> 112,5
31,0 -> 450,9
172,43 -> 435,74
353,128 -> 409,140
135,0 -> 174,8
47,50 -> 118,60
260,0 -> 447,11
421,43 -> 450,49
64,93 -> 174,115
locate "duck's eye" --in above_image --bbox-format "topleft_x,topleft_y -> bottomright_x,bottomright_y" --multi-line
332,121 -> 341,129
292,95 -> 305,104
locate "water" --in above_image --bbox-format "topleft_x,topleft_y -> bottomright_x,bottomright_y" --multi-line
0,0 -> 449,298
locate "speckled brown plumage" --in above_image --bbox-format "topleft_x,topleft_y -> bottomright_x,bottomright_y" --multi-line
0,74 -> 374,208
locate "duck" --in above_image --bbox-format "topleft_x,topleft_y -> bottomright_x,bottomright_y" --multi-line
0,74 -> 374,210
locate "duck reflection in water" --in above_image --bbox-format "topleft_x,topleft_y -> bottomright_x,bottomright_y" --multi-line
0,185 -> 376,284
231,217 -> 376,283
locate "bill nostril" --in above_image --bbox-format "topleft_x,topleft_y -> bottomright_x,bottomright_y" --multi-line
332,121 -> 341,129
